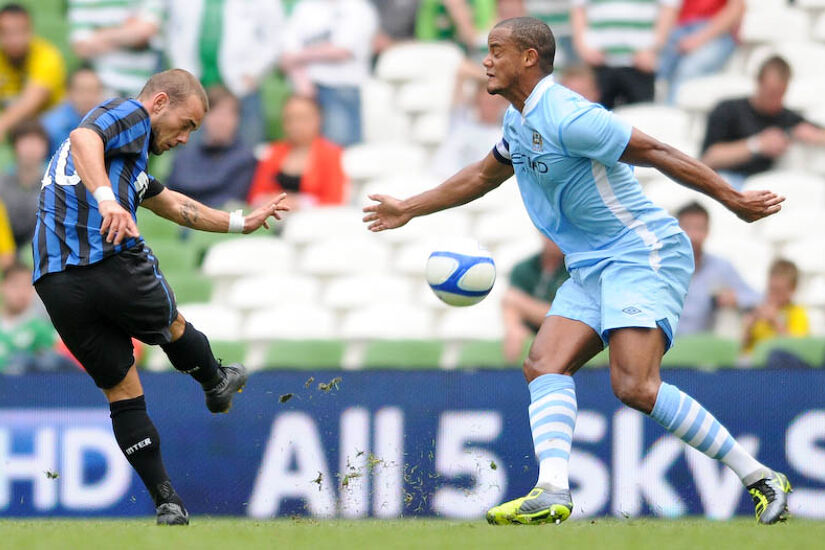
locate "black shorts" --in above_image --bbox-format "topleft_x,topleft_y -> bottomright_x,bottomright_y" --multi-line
35,244 -> 178,389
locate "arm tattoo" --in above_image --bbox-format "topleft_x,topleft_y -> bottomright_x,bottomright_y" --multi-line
180,200 -> 200,227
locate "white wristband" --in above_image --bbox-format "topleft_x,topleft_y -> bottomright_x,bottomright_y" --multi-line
92,186 -> 116,203
228,209 -> 245,233
746,136 -> 761,156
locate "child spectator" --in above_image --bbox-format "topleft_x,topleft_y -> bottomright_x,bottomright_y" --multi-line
166,86 -> 257,208
0,263 -> 71,375
0,199 -> 14,271
248,95 -> 347,210
742,259 -> 809,354
0,120 -> 50,250
40,67 -> 104,157
0,4 -> 66,139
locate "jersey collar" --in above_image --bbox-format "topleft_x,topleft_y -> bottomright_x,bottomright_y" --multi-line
522,74 -> 555,117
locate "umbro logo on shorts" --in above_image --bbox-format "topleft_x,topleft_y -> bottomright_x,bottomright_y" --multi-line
622,306 -> 642,316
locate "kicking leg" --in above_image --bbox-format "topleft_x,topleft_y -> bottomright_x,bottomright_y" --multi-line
160,313 -> 248,413
105,365 -> 189,525
609,327 -> 791,524
487,315 -> 604,526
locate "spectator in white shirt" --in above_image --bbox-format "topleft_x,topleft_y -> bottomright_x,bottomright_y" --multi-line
164,0 -> 285,146
281,0 -> 379,147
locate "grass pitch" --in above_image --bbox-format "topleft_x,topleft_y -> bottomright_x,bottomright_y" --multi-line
3,518 -> 824,550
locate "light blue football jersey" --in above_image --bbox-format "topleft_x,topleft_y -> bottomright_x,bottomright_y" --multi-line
492,75 -> 684,272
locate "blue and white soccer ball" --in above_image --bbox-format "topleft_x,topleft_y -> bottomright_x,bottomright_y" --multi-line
426,239 -> 496,306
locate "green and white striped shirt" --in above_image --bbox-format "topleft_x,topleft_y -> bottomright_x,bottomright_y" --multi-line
526,0 -> 572,38
68,0 -> 163,97
573,0 -> 676,67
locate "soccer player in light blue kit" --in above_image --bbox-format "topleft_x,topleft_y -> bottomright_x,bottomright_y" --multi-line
363,17 -> 791,525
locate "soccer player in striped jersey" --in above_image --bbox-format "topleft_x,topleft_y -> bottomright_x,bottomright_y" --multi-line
32,69 -> 289,525
363,18 -> 791,525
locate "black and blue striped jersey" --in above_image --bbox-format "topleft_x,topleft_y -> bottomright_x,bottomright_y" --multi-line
32,97 -> 165,282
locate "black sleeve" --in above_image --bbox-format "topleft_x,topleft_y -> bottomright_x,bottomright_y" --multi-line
782,108 -> 806,129
78,98 -> 150,155
143,175 -> 165,201
701,102 -> 732,153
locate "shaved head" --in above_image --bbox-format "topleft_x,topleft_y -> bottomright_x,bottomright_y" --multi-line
493,17 -> 556,74
138,69 -> 209,111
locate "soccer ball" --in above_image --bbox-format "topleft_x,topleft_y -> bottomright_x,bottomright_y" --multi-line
425,239 -> 496,306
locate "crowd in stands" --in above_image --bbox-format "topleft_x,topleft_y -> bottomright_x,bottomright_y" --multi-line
0,0 -> 823,373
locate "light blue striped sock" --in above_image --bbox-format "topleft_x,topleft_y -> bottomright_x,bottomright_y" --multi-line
528,374 -> 576,491
650,382 -> 766,482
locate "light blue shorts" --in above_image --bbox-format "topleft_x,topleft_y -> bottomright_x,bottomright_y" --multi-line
548,233 -> 694,350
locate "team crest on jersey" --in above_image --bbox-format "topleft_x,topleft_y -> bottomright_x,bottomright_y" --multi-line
532,131 -> 543,152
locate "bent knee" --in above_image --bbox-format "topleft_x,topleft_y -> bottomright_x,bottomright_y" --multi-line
169,313 -> 187,341
611,373 -> 659,413
523,349 -> 572,380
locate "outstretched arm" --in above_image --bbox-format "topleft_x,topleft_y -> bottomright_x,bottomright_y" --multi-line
141,188 -> 289,234
619,128 -> 784,222
362,150 -> 514,232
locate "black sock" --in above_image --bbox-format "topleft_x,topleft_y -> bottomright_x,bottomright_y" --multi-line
161,322 -> 222,389
110,395 -> 183,508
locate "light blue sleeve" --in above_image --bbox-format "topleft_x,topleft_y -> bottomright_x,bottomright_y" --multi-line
558,105 -> 632,167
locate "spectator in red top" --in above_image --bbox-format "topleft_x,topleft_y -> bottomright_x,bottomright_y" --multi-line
659,0 -> 745,104
247,95 -> 348,210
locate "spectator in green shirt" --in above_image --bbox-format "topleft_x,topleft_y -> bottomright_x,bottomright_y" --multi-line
0,262 -> 70,374
502,236 -> 569,362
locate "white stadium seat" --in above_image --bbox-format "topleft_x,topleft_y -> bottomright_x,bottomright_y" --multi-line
742,171 -> 825,212
740,8 -> 810,44
374,42 -> 464,83
785,77 -> 825,112
226,274 -> 321,311
394,240 -> 439,276
613,103 -> 693,145
782,238 -> 825,276
815,12 -> 825,42
397,79 -> 454,114
675,74 -> 753,114
799,276 -> 825,308
411,111 -> 450,146
797,0 -> 825,9
202,237 -> 294,278
281,206 -> 366,245
438,302 -> 504,341
243,305 -> 337,341
460,177 -> 523,214
745,43 -> 825,79
342,143 -> 428,182
323,274 -> 414,310
358,174 -> 441,208
177,303 -> 242,341
473,210 -> 541,247
341,303 -> 434,339
299,237 -> 391,276
494,237 -> 544,276
361,78 -> 410,143
373,210 -> 472,245
755,210 -> 825,245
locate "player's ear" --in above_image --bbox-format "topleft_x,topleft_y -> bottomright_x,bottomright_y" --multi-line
152,92 -> 170,113
524,48 -> 539,69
